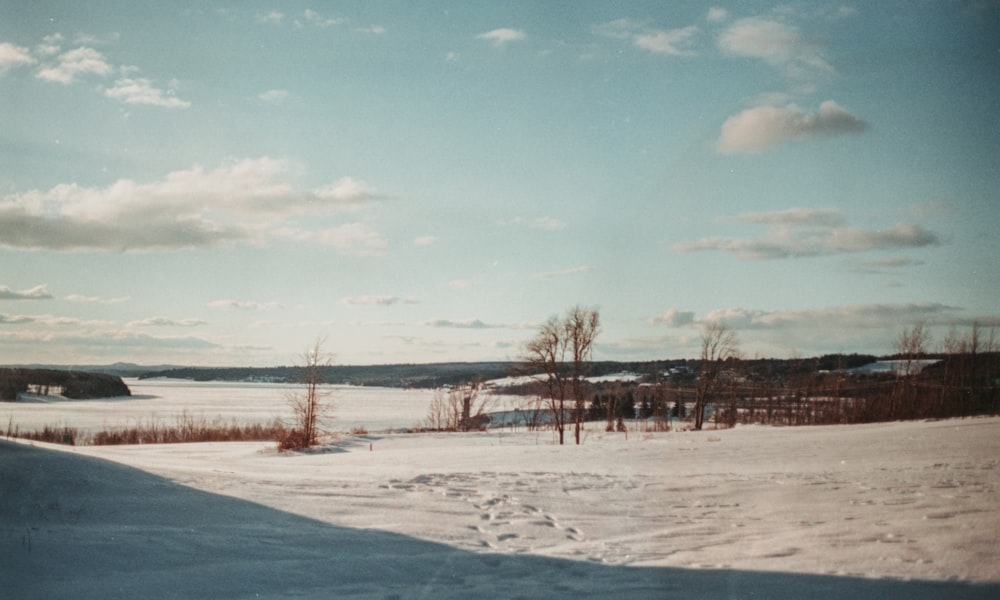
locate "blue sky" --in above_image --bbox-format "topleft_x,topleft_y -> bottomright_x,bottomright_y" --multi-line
1,1 -> 998,366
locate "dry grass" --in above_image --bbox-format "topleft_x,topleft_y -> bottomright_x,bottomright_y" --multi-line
6,411 -> 287,446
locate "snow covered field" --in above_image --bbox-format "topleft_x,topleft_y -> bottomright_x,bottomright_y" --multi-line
2,382 -> 999,598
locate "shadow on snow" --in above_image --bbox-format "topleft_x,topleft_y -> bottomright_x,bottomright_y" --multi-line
0,440 -> 996,600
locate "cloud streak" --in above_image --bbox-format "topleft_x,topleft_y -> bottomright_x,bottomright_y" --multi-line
718,101 -> 867,153
675,223 -> 939,259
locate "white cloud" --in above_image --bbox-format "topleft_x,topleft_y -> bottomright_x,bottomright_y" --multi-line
0,284 -> 52,300
633,26 -> 699,56
35,34 -> 63,57
355,25 -> 386,35
477,28 -> 526,47
311,177 -> 377,206
414,235 -> 437,246
717,101 -> 867,153
0,42 -> 35,70
36,46 -> 112,83
207,299 -> 283,311
650,308 -> 695,327
0,157 -> 381,251
105,77 -> 191,108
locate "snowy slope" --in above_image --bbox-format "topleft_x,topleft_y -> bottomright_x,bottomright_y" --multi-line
2,418 -> 999,598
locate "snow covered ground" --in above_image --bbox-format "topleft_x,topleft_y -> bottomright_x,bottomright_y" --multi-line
2,382 -> 999,598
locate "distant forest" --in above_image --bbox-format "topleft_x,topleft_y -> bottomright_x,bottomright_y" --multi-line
135,354 -> 882,388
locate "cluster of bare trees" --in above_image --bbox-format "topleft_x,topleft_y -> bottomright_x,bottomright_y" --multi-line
423,381 -> 495,431
522,306 -> 600,445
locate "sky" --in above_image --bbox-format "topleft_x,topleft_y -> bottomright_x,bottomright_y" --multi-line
1,1 -> 998,367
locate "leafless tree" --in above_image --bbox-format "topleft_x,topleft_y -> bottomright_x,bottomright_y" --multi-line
523,306 -> 600,445
280,338 -> 332,450
565,306 -> 600,444
693,322 -> 740,430
895,323 -> 930,376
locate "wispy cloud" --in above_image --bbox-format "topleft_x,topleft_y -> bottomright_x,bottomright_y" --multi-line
500,216 -> 566,231
414,235 -> 437,246
0,284 -> 53,300
256,11 -> 285,25
127,317 -> 206,327
105,77 -> 190,108
342,295 -> 417,307
675,223 -> 939,260
718,17 -> 832,80
0,157 -> 381,252
301,9 -> 345,28
207,299 -> 283,311
425,319 -> 497,329
36,46 -> 112,83
699,303 -> 958,331
477,28 -> 526,47
594,19 -> 699,56
717,101 -> 867,153
258,88 -> 289,103
737,207 -> 846,227
64,294 -> 130,304
279,223 -> 388,256
707,8 -> 730,23
533,265 -> 594,279
676,207 -> 939,260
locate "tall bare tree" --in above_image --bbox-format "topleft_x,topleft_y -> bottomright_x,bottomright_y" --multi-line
523,306 -> 600,445
565,306 -> 600,444
693,322 -> 739,430
281,338 -> 332,450
895,323 -> 930,376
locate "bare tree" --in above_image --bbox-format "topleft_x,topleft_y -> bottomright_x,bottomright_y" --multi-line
693,322 -> 739,430
524,316 -> 570,444
522,306 -> 600,445
565,306 -> 600,444
280,338 -> 332,450
896,323 -> 930,376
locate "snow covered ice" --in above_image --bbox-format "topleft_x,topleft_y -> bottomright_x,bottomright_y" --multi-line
2,381 -> 999,598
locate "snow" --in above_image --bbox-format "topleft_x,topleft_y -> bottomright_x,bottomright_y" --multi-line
2,382 -> 999,598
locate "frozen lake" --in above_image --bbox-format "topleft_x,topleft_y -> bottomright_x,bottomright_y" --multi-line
3,378 -> 534,435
